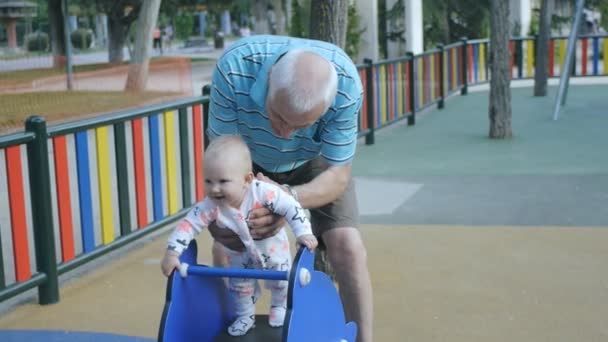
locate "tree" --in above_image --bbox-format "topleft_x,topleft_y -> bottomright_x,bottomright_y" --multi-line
488,0 -> 512,138
307,0 -> 348,280
48,0 -> 67,68
125,0 -> 162,92
534,0 -> 553,97
309,0 -> 348,48
93,0 -> 142,64
423,0 -> 489,48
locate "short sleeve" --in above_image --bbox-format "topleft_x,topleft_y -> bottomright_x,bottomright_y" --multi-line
319,93 -> 362,165
207,62 -> 239,139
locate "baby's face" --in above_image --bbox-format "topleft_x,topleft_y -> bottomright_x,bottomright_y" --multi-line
204,159 -> 250,208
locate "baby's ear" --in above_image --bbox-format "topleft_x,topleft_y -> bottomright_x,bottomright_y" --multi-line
245,172 -> 254,183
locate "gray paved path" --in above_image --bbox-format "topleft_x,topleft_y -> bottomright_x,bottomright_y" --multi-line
354,84 -> 608,226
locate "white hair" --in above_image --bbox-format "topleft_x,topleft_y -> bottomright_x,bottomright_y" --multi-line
268,49 -> 338,115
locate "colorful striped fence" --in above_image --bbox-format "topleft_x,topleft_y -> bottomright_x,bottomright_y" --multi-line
0,99 -> 207,303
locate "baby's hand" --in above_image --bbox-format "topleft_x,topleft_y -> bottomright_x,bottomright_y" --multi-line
296,234 -> 318,251
161,250 -> 181,276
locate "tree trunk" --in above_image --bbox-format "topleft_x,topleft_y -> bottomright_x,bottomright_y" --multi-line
308,0 -> 349,280
309,0 -> 348,47
534,0 -> 553,96
125,0 -> 161,92
108,15 -> 128,64
488,0 -> 512,139
49,0 -> 66,68
440,2 -> 450,43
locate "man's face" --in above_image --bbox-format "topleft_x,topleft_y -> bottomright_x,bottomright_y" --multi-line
266,89 -> 326,138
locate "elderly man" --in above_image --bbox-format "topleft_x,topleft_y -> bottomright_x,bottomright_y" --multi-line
207,35 -> 372,342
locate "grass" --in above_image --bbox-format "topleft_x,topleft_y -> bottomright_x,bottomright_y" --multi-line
0,62 -> 129,85
0,56 -> 200,85
0,90 -> 183,132
0,56 -> 207,132
0,51 -> 49,61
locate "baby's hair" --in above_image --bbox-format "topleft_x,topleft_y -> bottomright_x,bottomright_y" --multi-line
205,135 -> 252,172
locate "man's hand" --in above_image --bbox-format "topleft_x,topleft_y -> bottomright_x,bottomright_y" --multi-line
247,206 -> 285,239
161,250 -> 181,276
248,172 -> 287,239
208,221 -> 246,251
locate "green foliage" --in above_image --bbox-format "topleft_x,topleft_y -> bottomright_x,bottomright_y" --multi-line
345,3 -> 365,58
175,11 -> 195,40
528,11 -> 540,35
586,0 -> 608,30
70,28 -> 94,50
423,0 -> 490,47
289,0 -> 310,38
25,32 -> 49,52
385,0 -> 405,43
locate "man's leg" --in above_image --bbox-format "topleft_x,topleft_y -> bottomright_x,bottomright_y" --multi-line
323,227 -> 373,342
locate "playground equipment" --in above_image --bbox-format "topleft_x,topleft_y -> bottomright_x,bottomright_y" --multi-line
158,240 -> 357,341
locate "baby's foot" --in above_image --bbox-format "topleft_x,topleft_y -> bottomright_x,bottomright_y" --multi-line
227,315 -> 255,336
269,306 -> 286,327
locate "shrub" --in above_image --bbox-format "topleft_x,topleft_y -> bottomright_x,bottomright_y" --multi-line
25,32 -> 49,52
175,11 -> 194,41
70,28 -> 93,50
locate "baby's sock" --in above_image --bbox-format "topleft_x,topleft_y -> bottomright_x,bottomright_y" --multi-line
268,306 -> 286,327
227,315 -> 256,336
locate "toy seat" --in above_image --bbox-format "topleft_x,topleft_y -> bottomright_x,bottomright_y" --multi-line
158,240 -> 357,341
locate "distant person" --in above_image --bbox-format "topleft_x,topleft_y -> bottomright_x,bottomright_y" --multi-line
163,25 -> 174,51
153,27 -> 163,54
239,26 -> 251,37
161,135 -> 318,336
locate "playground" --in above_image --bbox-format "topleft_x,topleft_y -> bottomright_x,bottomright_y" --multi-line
0,82 -> 607,341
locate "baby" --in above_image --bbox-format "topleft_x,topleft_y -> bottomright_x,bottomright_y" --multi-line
161,135 -> 318,336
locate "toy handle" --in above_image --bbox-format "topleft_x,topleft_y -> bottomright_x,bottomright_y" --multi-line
178,263 -> 289,280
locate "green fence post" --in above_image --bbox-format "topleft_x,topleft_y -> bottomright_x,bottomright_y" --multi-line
516,39 -> 523,79
178,107 -> 192,208
437,44 -> 445,109
407,52 -> 416,125
0,232 -> 5,288
202,85 -> 211,149
363,58 -> 375,145
534,34 -> 539,74
25,116 -> 59,305
570,37 -> 577,76
460,37 -> 468,95
113,122 -> 131,237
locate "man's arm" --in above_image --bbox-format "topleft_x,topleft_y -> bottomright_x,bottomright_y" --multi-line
291,163 -> 351,209
290,87 -> 362,208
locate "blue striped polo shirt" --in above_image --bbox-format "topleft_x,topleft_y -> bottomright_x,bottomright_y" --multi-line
207,35 -> 363,173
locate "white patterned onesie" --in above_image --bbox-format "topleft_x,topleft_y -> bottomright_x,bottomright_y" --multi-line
167,180 -> 312,322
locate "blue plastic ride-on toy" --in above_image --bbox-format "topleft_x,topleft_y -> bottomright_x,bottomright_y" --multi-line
158,240 -> 357,341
